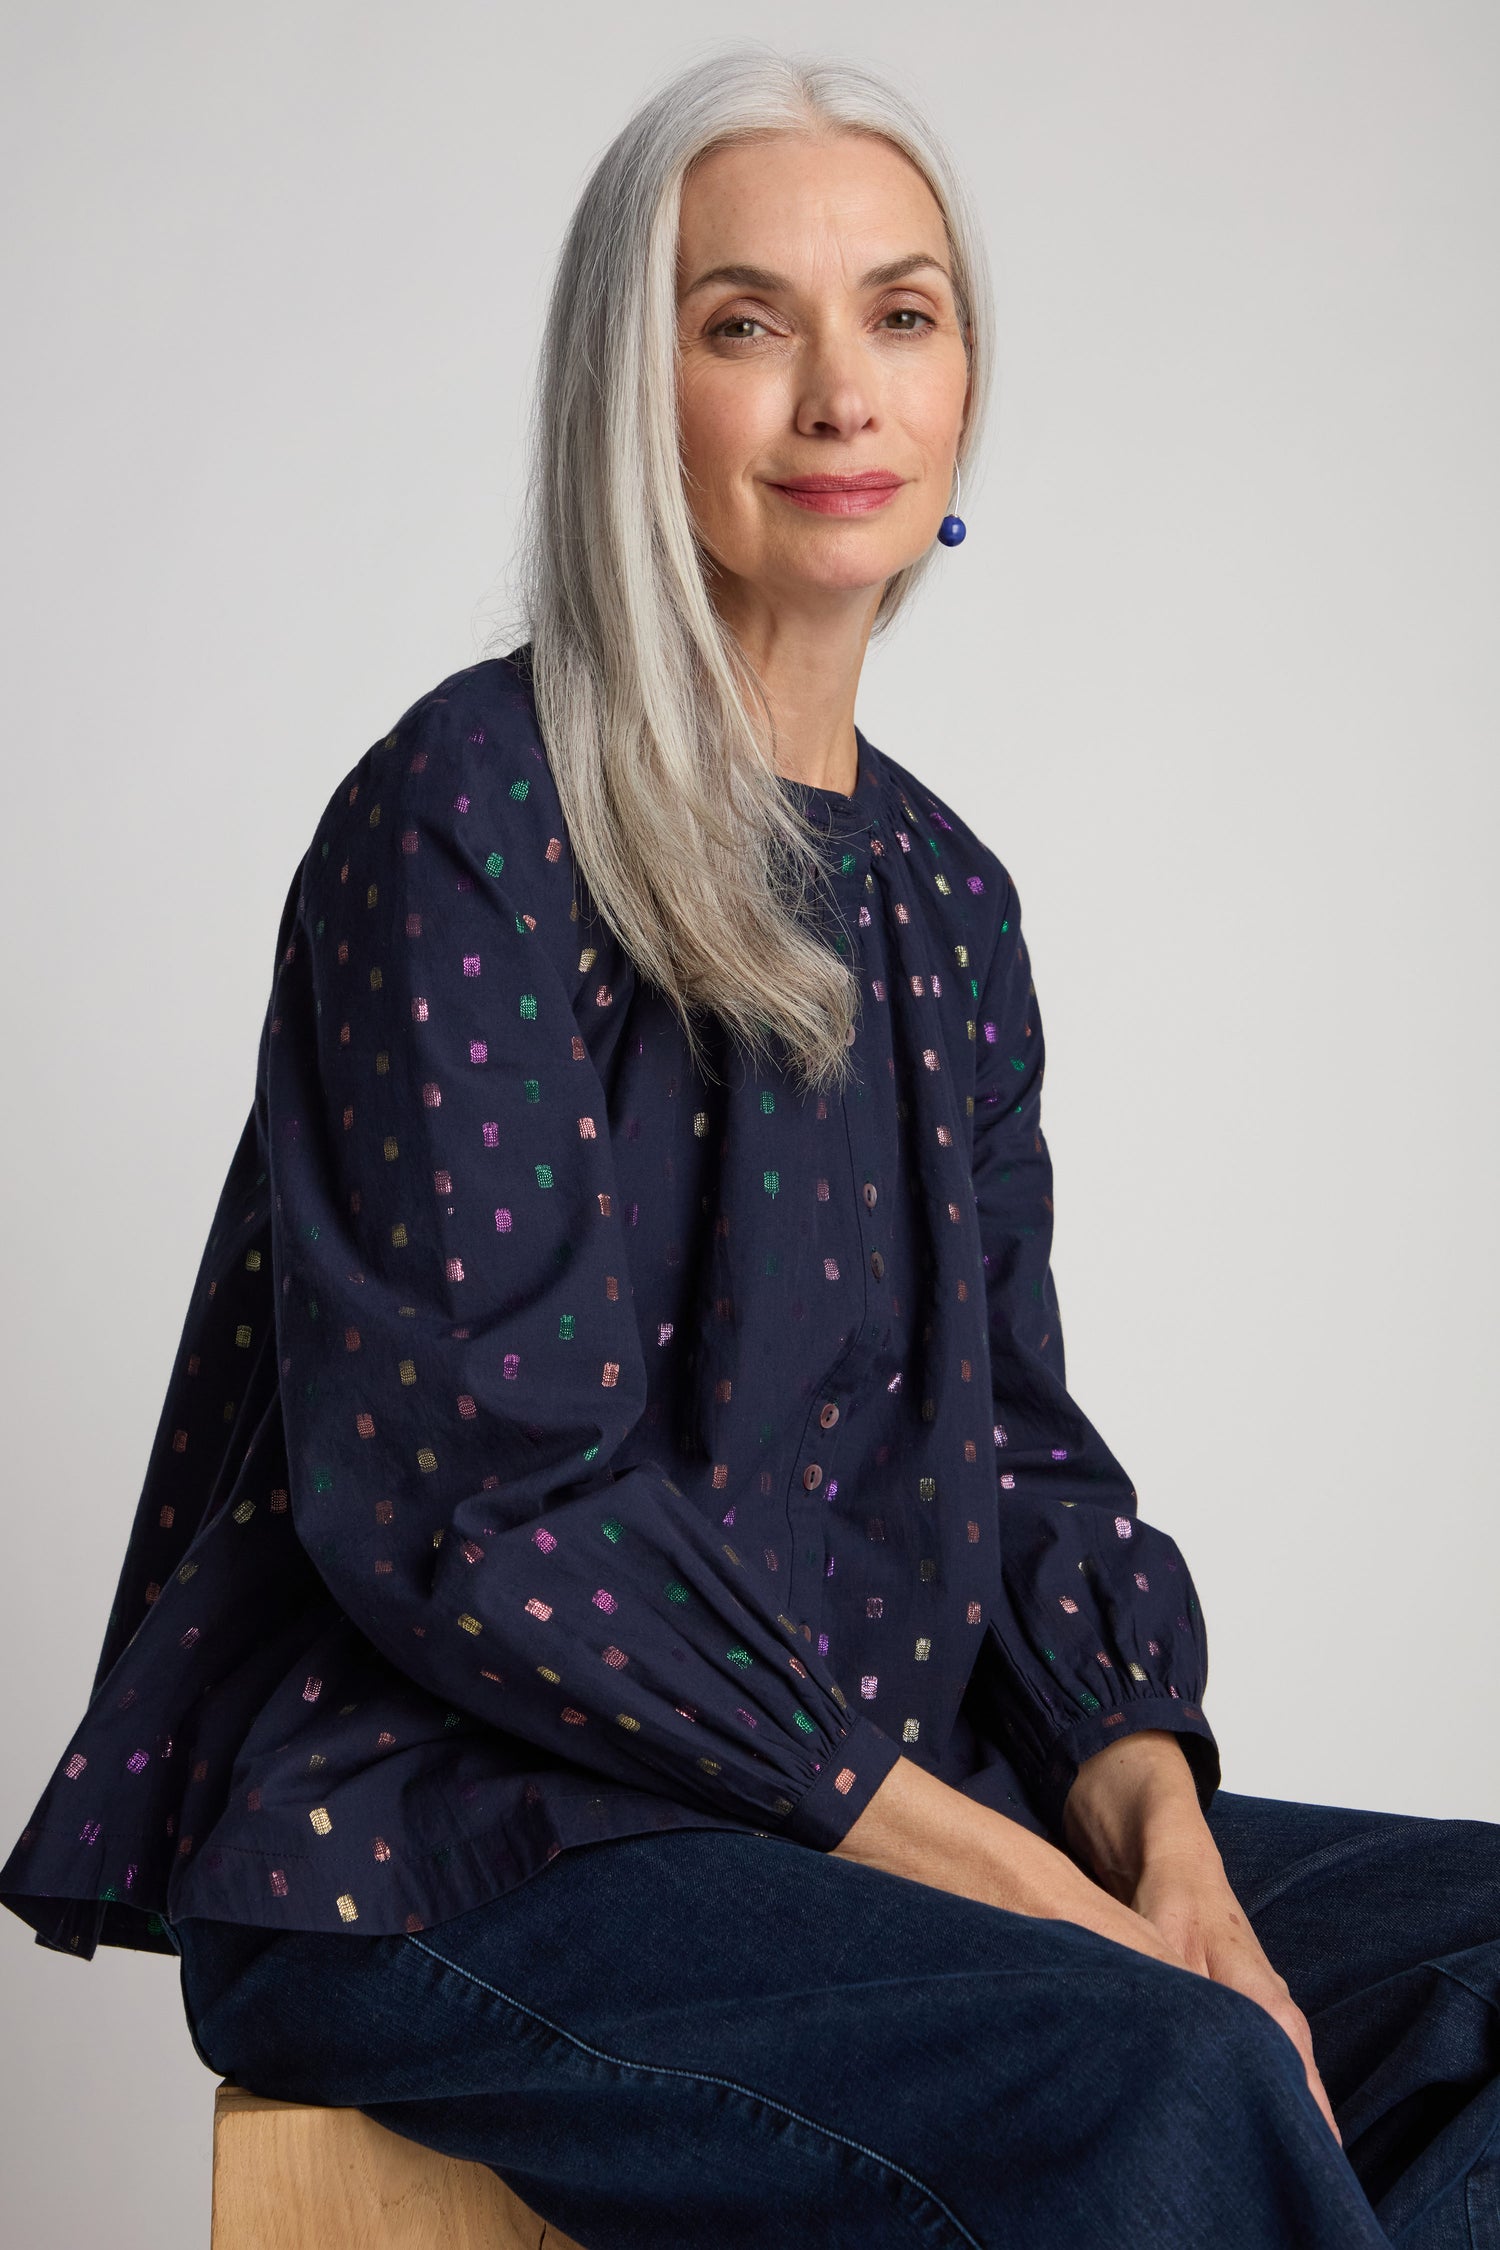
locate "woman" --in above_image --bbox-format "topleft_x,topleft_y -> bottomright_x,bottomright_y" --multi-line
3,45 -> 1495,2250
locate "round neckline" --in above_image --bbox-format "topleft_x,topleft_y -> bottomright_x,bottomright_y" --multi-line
777,727 -> 882,830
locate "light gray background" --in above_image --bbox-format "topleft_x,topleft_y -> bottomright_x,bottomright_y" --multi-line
2,4 -> 1495,2243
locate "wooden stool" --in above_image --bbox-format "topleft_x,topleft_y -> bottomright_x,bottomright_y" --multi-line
211,2079 -> 589,2249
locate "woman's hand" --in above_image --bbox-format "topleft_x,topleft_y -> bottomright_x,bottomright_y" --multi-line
832,1752 -> 1201,1970
1061,1731 -> 1341,2143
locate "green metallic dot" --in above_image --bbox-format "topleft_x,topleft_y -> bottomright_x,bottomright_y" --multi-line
726,1646 -> 753,1669
557,1312 -> 575,1341
535,1162 -> 554,1188
792,1709 -> 816,1735
601,1517 -> 623,1543
485,850 -> 505,876
509,779 -> 530,800
664,1581 -> 690,1605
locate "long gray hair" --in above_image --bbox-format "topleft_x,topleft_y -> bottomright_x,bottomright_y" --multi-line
500,43 -> 994,1093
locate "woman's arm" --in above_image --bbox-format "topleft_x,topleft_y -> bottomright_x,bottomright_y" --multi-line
964,862 -> 1221,1830
266,685 -> 899,1848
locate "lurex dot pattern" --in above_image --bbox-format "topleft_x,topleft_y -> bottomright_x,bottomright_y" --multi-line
0,649 -> 1215,1960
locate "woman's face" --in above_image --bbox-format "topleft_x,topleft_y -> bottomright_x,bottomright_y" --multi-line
675,128 -> 973,617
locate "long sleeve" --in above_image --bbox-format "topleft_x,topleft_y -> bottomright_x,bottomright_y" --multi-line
968,870 -> 1221,1833
263,694 -> 898,1853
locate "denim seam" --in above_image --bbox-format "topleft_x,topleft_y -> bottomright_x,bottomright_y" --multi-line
1227,1831 -> 1387,1918
1431,1960 -> 1500,2017
404,1932 -> 983,2250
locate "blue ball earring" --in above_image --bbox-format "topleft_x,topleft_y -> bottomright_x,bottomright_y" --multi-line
937,462 -> 967,547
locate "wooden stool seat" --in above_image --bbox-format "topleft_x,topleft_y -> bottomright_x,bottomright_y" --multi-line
210,2079 -> 589,2249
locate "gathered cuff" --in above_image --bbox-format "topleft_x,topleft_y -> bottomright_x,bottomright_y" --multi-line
1024,1696 -> 1221,1836
780,1717 -> 902,1851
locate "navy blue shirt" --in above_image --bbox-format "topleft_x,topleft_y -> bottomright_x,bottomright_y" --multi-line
1,647 -> 1218,1959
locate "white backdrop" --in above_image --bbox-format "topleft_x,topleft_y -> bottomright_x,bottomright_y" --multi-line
2,5 -> 1495,2243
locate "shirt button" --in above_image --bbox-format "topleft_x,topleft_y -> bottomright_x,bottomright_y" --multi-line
819,1402 -> 840,1429
870,1250 -> 885,1279
802,1463 -> 823,1490
863,1182 -> 878,1209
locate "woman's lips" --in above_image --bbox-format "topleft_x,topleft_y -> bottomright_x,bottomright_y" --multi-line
768,476 -> 905,516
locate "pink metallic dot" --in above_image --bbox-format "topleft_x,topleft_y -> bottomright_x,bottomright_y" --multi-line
1059,1596 -> 1079,1614
302,1677 -> 322,1702
463,955 -> 482,976
422,1082 -> 442,1108
457,1394 -> 477,1420
269,1869 -> 289,1896
592,1589 -> 618,1614
533,1526 -> 558,1553
1134,1572 -> 1149,1592
446,1256 -> 465,1282
1000,1472 -> 1015,1489
469,1040 -> 488,1065
494,1207 -> 512,1232
126,1749 -> 148,1774
64,1753 -> 87,1780
525,1597 -> 552,1620
502,1352 -> 520,1379
1114,1516 -> 1132,1538
601,1645 -> 628,1670
483,1121 -> 499,1147
860,1675 -> 878,1699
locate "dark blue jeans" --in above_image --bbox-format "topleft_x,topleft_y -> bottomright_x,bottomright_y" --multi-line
167,1789 -> 1500,2248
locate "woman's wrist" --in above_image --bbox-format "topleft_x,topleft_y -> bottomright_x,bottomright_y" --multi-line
1060,1729 -> 1219,1898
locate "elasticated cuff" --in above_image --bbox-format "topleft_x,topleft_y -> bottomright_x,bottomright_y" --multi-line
781,1717 -> 903,1850
1027,1696 -> 1222,1838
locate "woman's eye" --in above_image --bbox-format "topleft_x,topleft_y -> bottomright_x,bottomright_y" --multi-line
881,308 -> 936,335
711,316 -> 769,342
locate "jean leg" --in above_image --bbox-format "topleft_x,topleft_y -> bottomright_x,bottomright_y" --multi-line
176,1828 -> 1391,2250
1208,1789 -> 1500,2249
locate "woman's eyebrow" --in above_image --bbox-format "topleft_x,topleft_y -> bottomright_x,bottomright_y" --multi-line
680,252 -> 951,299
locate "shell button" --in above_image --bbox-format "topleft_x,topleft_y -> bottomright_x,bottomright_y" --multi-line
819,1402 -> 840,1429
802,1463 -> 823,1491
